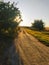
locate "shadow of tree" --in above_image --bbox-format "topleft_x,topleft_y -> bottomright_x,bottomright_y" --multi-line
0,37 -> 24,65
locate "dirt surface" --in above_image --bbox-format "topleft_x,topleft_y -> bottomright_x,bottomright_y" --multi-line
14,29 -> 49,65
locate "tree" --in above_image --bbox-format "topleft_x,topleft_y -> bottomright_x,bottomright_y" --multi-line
32,20 -> 44,31
0,1 -> 22,38
0,2 -> 22,65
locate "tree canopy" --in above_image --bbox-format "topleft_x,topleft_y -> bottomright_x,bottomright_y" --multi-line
0,1 -> 22,38
31,20 -> 45,31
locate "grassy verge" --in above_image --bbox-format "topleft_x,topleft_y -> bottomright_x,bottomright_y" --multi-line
25,28 -> 49,46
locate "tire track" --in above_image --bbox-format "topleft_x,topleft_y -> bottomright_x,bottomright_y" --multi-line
15,30 -> 49,65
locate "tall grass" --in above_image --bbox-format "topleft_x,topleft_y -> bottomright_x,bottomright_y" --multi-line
25,28 -> 49,46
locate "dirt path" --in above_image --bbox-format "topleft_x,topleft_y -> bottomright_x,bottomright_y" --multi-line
15,30 -> 49,65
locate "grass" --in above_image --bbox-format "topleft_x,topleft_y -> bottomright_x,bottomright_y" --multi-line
25,28 -> 49,46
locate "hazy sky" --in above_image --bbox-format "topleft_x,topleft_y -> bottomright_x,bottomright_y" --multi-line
4,0 -> 49,27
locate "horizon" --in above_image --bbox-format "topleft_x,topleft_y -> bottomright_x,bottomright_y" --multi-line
4,0 -> 49,27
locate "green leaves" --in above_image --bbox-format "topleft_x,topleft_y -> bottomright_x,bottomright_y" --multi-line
32,20 -> 44,31
0,1 -> 21,38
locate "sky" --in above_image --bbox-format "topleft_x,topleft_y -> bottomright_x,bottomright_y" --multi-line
4,0 -> 49,27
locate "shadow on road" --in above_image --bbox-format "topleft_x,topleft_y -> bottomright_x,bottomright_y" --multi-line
0,37 -> 24,65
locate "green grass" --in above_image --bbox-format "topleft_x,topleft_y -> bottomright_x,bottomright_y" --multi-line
25,28 -> 49,46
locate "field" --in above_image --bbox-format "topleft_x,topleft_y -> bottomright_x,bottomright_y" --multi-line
25,28 -> 49,46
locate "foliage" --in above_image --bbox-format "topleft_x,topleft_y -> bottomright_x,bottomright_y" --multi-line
0,2 -> 22,64
0,1 -> 21,38
32,20 -> 44,31
26,28 -> 49,46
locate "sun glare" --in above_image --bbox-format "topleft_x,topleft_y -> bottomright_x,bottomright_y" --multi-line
19,12 -> 31,26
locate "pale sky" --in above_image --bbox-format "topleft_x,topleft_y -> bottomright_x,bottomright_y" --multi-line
4,0 -> 49,27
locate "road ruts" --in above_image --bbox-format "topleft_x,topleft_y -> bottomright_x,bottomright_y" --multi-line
15,30 -> 49,65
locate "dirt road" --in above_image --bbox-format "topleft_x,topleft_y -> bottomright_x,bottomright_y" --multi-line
14,30 -> 49,65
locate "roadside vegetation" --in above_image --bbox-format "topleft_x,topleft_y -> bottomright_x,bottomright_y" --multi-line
0,1 -> 22,46
0,1 -> 22,39
0,1 -> 22,64
25,19 -> 49,46
25,28 -> 49,46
